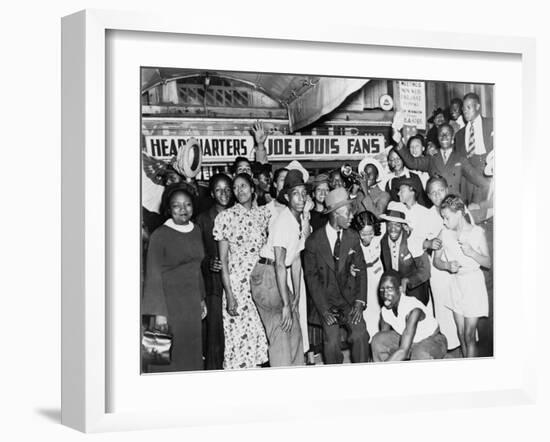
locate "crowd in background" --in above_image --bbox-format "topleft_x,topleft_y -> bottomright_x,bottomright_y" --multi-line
141,92 -> 494,372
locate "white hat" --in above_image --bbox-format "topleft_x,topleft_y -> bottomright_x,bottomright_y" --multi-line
285,160 -> 310,183
357,156 -> 387,186
173,137 -> 202,178
379,201 -> 410,225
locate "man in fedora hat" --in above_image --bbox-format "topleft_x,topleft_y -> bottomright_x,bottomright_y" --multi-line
380,202 -> 431,306
250,169 -> 312,366
303,187 -> 370,364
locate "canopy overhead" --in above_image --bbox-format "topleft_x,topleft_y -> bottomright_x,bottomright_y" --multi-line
141,68 -> 369,132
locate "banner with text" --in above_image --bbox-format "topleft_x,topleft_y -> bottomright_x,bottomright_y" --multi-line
396,81 -> 426,130
145,135 -> 386,163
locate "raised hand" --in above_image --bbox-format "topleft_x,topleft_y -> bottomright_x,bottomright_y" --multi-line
251,121 -> 267,146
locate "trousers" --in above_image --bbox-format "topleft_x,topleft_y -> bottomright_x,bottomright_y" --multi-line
321,306 -> 370,364
250,262 -> 304,367
371,329 -> 447,362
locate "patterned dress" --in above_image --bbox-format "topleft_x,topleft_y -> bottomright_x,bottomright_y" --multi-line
213,203 -> 271,369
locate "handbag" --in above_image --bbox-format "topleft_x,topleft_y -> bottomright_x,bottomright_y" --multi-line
141,328 -> 173,366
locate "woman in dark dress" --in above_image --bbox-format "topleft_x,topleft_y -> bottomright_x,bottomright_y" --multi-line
309,173 -> 329,231
142,185 -> 207,372
196,173 -> 233,370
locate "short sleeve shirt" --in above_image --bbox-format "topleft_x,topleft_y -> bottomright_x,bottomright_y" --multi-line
262,207 -> 307,267
382,295 -> 438,343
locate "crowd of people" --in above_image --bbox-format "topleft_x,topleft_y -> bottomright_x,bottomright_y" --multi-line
141,92 -> 494,372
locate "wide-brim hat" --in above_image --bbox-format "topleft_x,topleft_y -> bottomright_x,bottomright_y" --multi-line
323,187 -> 354,214
286,160 -> 310,183
357,157 -> 386,179
379,201 -> 409,225
173,137 -> 202,178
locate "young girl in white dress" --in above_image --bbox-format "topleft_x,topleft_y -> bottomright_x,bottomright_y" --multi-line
434,195 -> 491,358
352,211 -> 385,342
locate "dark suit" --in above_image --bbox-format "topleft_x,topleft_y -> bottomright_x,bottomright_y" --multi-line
455,116 -> 493,203
396,145 -> 489,205
380,232 -> 431,306
304,225 -> 370,364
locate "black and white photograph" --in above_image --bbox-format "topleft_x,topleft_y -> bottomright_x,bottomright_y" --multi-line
140,68 -> 494,373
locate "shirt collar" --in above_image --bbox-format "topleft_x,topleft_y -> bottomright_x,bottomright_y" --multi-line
284,206 -> 301,227
234,202 -> 252,214
468,114 -> 482,128
326,221 -> 342,236
389,232 -> 403,249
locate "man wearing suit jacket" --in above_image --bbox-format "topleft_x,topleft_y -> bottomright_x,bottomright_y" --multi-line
379,203 -> 431,306
455,92 -> 494,204
394,123 -> 489,205
304,187 -> 370,364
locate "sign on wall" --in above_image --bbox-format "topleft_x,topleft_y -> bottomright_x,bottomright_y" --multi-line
144,135 -> 386,163
395,81 -> 426,130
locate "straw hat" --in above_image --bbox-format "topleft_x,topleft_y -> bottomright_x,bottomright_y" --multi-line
379,201 -> 410,225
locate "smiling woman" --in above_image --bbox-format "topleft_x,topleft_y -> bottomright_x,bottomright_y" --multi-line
213,173 -> 272,369
142,184 -> 207,372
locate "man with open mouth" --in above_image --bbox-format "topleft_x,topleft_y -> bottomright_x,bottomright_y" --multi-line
371,270 -> 448,362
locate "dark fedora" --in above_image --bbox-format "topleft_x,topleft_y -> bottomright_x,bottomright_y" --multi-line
395,176 -> 422,198
277,169 -> 306,204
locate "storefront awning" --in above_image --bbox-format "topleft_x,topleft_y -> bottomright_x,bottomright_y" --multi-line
286,78 -> 368,132
141,68 -> 369,132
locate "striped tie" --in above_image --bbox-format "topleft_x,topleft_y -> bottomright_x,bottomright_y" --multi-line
467,124 -> 476,157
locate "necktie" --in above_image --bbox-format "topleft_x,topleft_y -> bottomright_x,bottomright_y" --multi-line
333,230 -> 341,267
467,124 -> 476,157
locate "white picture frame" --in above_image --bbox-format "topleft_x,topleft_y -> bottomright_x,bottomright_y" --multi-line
61,9 -> 537,433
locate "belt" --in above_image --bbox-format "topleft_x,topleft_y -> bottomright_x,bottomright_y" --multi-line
258,257 -> 275,266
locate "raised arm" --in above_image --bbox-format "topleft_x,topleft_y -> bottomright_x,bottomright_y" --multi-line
251,120 -> 268,164
386,308 -> 425,361
395,141 -> 430,172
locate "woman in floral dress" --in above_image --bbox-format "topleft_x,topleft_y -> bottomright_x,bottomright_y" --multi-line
214,173 -> 271,369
